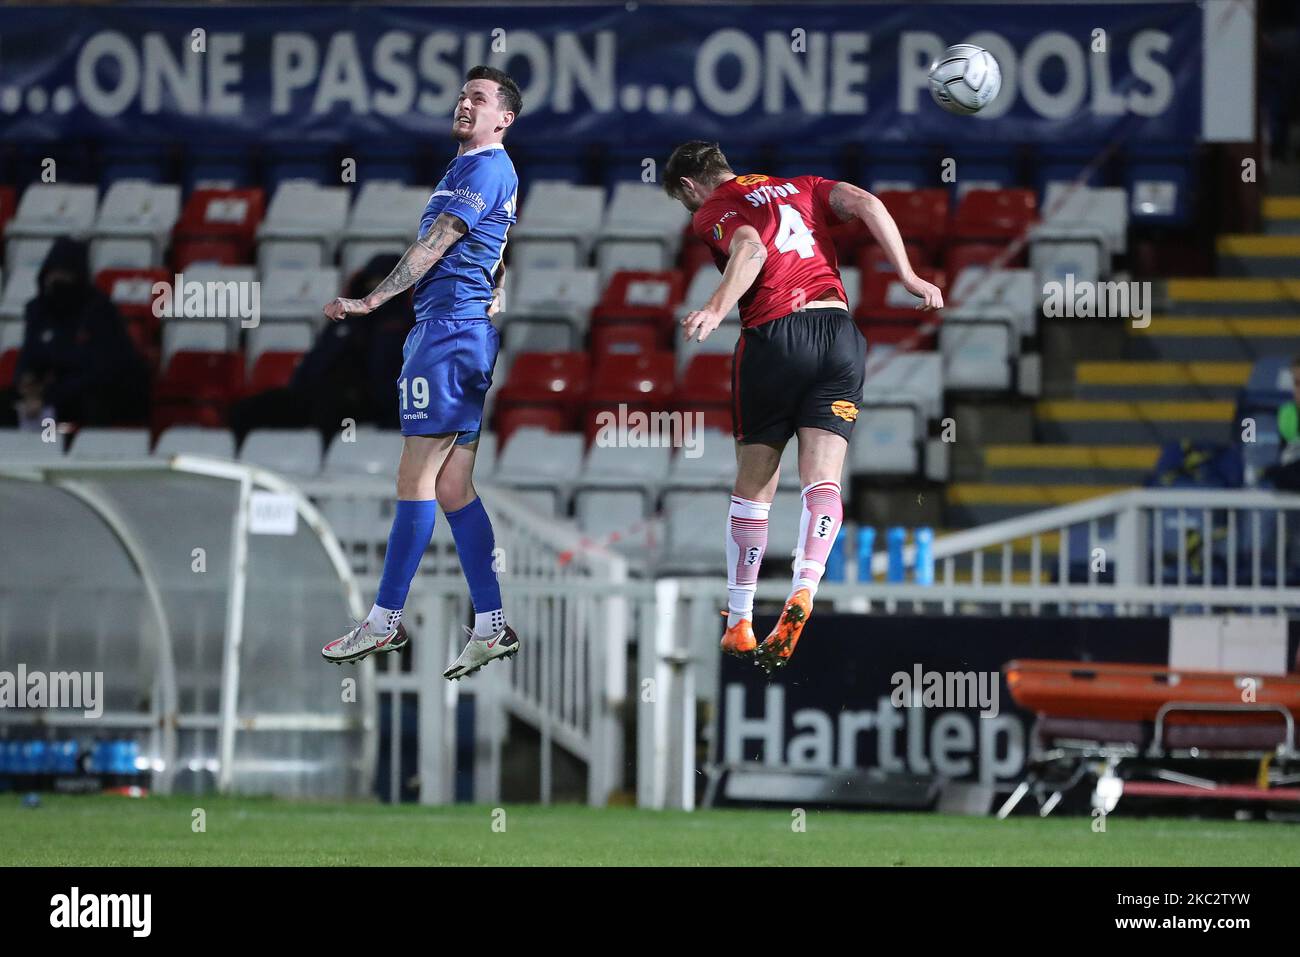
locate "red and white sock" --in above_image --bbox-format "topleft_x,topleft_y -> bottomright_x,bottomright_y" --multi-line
726,495 -> 770,628
791,480 -> 843,601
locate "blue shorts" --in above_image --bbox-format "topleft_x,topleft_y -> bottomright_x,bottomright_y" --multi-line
398,318 -> 499,442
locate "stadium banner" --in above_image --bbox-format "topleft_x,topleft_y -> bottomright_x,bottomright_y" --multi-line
715,614 -> 1171,788
0,2 -> 1241,148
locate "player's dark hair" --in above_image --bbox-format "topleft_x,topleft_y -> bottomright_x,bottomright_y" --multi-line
664,141 -> 733,199
466,65 -> 523,117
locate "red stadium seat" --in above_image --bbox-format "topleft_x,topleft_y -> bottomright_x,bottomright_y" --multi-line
854,268 -> 946,351
246,351 -> 302,394
0,348 -> 17,390
943,241 -> 1009,277
677,353 -> 734,432
172,187 -> 265,263
583,351 -> 676,442
593,270 -> 684,324
876,189 -> 950,254
679,235 -> 714,278
856,240 -> 930,274
0,186 -> 17,239
591,321 -> 660,359
497,351 -> 590,411
952,188 -> 1037,241
493,351 -> 590,440
854,267 -> 947,322
95,268 -> 169,321
157,350 -> 245,403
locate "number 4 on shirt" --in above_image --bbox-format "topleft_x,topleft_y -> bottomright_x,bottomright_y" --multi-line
774,204 -> 815,259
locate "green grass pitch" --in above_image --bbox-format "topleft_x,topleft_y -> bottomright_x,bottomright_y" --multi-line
1,794 -> 1296,866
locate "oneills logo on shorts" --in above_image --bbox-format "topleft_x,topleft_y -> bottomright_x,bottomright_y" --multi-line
735,174 -> 770,185
831,400 -> 858,422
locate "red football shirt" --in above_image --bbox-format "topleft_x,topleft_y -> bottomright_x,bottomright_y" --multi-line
693,174 -> 847,328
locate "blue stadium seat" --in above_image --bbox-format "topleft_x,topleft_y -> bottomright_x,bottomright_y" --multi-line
1033,143 -> 1107,200
264,141 -> 337,192
1123,142 -> 1194,226
99,142 -> 171,189
860,143 -> 933,191
351,139 -> 422,185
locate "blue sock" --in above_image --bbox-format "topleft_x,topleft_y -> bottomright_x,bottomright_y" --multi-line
444,497 -> 503,623
375,499 -> 439,611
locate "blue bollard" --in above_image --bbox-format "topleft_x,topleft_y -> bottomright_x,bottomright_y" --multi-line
825,526 -> 847,582
915,527 -> 935,585
857,527 -> 876,582
887,526 -> 907,584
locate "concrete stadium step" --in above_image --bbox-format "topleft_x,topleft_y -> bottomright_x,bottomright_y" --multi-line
1074,360 -> 1250,401
1126,316 -> 1300,360
983,443 -> 1159,484
1262,196 -> 1300,236
1034,399 -> 1233,444
1160,278 -> 1300,315
1215,235 -> 1300,277
945,482 -> 1129,526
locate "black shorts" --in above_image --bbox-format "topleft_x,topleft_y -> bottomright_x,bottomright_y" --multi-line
733,307 -> 866,445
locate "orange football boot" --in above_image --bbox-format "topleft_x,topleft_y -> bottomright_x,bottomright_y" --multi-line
755,588 -> 813,674
720,612 -> 757,656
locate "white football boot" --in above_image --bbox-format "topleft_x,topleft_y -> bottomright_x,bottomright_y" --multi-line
321,620 -> 410,665
442,625 -> 520,681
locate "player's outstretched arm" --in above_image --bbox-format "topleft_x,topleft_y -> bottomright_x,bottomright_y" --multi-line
323,212 -> 469,321
681,225 -> 766,342
826,182 -> 943,311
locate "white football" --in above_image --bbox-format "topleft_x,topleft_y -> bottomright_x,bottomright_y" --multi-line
928,44 -> 1002,115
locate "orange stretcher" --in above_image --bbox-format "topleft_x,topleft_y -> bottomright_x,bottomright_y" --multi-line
1004,659 -> 1300,726
996,660 -> 1300,818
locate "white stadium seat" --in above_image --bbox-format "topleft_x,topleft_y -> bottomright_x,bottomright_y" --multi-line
849,406 -> 921,476
665,427 -> 734,490
259,267 -> 340,322
321,428 -> 403,477
510,181 -> 605,269
660,490 -> 729,570
89,237 -> 155,273
246,321 -> 313,374
6,184 -> 98,241
493,427 -> 585,512
948,266 -> 1037,339
256,180 -> 351,268
594,182 -> 689,282
0,266 -> 37,321
92,180 -> 181,267
154,426 -> 237,460
68,427 -> 152,460
0,428 -> 63,461
499,267 -> 597,352
580,442 -> 671,505
0,318 -> 22,353
5,237 -> 53,276
940,321 -> 1013,392
862,348 -> 943,421
160,320 -> 232,365
240,428 -> 323,475
344,181 -> 428,242
676,265 -> 739,322
574,488 -> 648,549
154,426 -> 236,460
340,240 -> 406,279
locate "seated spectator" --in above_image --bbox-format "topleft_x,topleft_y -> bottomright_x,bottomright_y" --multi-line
1266,355 -> 1300,490
1,236 -> 149,429
230,253 -> 413,444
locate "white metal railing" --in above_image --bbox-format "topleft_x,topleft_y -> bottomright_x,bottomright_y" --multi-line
302,477 -> 630,806
303,480 -> 1300,809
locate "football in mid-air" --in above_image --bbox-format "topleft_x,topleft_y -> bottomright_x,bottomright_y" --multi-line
928,44 -> 1002,115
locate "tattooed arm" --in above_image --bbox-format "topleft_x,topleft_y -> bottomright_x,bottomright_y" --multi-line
826,182 -> 942,311
323,212 -> 469,320
681,224 -> 767,342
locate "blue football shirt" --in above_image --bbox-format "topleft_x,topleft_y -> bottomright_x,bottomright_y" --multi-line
412,143 -> 518,322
